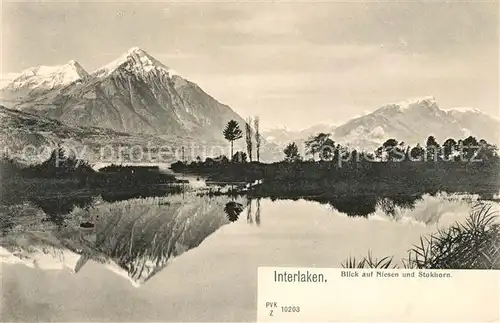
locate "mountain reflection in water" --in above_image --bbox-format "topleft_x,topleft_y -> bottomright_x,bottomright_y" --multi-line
0,190 -> 484,288
1,193 -> 247,286
1,191 -> 490,322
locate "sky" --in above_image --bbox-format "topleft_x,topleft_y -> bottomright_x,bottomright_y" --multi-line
2,1 -> 499,130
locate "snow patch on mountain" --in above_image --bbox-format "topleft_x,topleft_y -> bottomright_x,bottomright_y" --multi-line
387,96 -> 437,110
369,126 -> 386,139
447,107 -> 482,114
167,69 -> 180,77
0,245 -> 84,273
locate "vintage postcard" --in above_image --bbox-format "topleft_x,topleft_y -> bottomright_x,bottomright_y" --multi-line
0,1 -> 499,322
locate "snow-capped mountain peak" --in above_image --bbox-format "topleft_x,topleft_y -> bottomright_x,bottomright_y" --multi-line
66,60 -> 88,77
28,61 -> 86,79
127,46 -> 145,55
0,47 -> 252,146
402,95 -> 436,108
297,96 -> 500,153
1,61 -> 89,95
93,47 -> 178,78
383,96 -> 437,111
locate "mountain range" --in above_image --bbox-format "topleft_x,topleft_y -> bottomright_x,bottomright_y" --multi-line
263,97 -> 499,152
1,48 -> 284,163
0,47 -> 246,142
1,48 -> 498,162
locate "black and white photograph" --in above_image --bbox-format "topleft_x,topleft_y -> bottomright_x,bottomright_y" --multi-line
0,1 -> 499,321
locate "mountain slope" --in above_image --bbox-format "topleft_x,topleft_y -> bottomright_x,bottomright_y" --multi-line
264,97 -> 499,153
0,105 -> 281,164
0,105 -> 181,164
0,48 -> 247,142
331,97 -> 499,151
445,107 -> 499,141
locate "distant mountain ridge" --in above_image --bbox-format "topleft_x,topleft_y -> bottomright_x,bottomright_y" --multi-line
3,51 -> 496,160
262,123 -> 337,147
264,97 -> 499,152
0,47 -> 247,142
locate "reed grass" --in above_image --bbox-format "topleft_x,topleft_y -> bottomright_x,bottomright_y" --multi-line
342,252 -> 396,269
342,202 -> 500,269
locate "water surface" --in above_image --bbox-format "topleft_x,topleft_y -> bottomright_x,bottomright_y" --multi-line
0,192 -> 481,321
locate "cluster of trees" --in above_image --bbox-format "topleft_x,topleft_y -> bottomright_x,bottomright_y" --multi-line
282,133 -> 498,165
282,133 -> 368,164
38,147 -> 95,175
2,147 -> 181,189
95,164 -> 178,187
376,135 -> 498,163
1,146 -> 95,179
223,117 -> 261,162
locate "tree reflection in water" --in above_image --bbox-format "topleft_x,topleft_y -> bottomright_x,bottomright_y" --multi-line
303,195 -> 422,217
224,201 -> 244,222
224,198 -> 263,225
246,199 -> 253,224
30,195 -> 95,227
255,198 -> 261,226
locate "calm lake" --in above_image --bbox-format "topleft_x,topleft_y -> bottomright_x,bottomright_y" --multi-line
0,186 -> 491,321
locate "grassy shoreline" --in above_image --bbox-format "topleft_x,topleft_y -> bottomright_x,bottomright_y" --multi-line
342,203 -> 500,269
172,159 -> 500,200
0,149 -> 187,206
